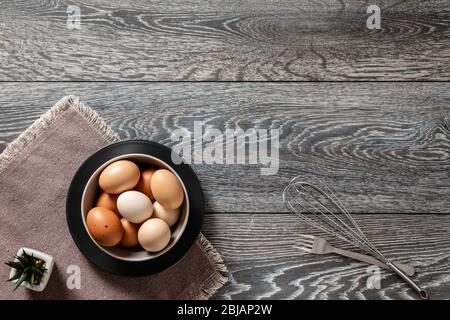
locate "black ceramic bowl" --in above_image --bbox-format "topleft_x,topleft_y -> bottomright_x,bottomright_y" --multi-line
66,140 -> 204,276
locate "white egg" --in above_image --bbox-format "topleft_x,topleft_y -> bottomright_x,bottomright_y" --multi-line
152,201 -> 180,227
138,218 -> 171,252
117,191 -> 153,223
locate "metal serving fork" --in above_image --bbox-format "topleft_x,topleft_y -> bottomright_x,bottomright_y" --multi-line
296,234 -> 415,276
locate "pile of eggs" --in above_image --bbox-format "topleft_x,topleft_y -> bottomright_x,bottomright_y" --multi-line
86,160 -> 184,252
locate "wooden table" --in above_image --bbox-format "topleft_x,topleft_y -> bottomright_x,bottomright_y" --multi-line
1,0 -> 449,80
0,0 -> 449,300
1,83 -> 449,300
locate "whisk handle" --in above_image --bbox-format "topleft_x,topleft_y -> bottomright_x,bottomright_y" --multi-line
386,261 -> 429,300
332,248 -> 415,276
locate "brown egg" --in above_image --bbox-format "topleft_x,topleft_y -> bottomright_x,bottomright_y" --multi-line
151,169 -> 184,210
138,218 -> 171,252
86,207 -> 123,247
99,160 -> 140,194
119,218 -> 139,247
96,192 -> 119,215
135,168 -> 156,200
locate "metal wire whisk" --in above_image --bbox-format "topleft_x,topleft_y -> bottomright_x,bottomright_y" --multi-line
283,175 -> 429,299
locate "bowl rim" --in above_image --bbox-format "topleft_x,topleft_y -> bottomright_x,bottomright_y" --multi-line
81,153 -> 190,262
66,140 -> 204,276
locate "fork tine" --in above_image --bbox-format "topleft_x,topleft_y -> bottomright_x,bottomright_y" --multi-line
295,240 -> 315,252
298,234 -> 315,239
293,245 -> 313,253
297,234 -> 315,244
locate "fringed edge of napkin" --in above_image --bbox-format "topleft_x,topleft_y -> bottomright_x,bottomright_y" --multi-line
195,234 -> 229,300
0,96 -> 119,173
0,96 -> 228,299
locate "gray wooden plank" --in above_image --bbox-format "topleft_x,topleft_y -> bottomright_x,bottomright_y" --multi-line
0,82 -> 449,213
204,214 -> 450,300
0,0 -> 449,80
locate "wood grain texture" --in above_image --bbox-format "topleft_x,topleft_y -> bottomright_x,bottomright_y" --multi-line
204,214 -> 450,300
0,83 -> 449,299
0,82 -> 449,213
0,0 -> 449,80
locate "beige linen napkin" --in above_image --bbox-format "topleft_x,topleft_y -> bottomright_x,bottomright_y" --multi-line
0,96 -> 227,299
